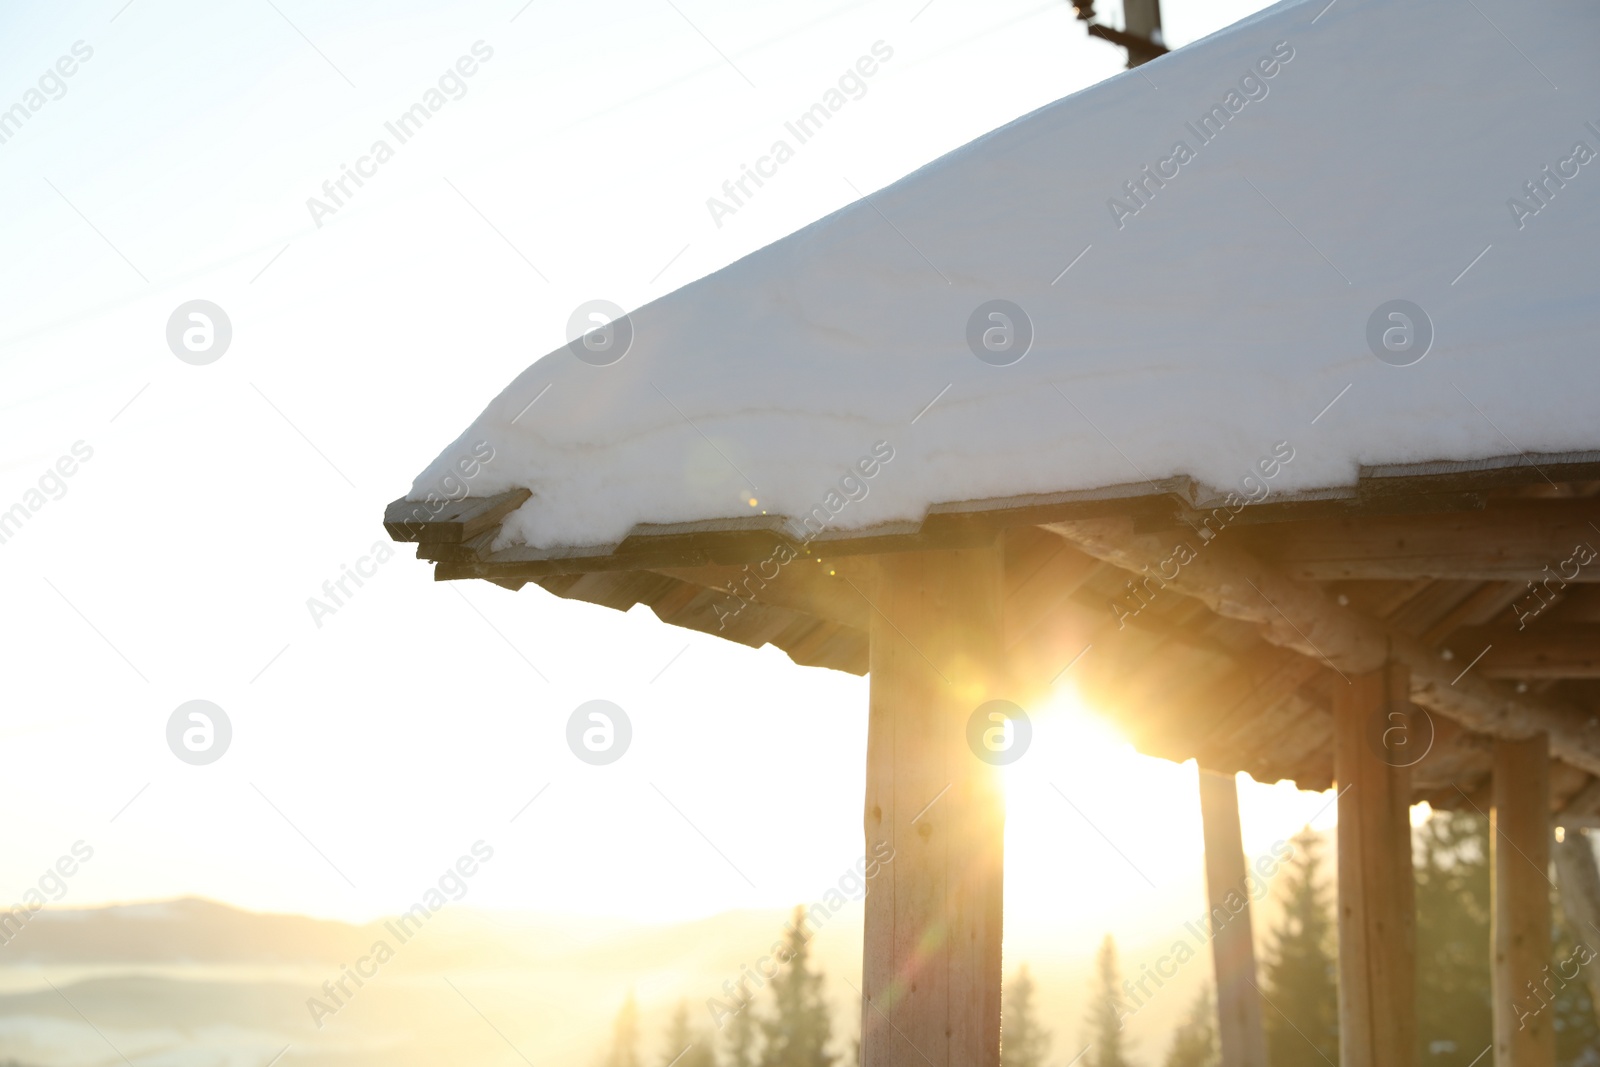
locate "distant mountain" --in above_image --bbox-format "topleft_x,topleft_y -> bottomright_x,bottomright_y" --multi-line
0,897 -> 1203,1067
0,897 -> 872,1067
2,897 -> 366,965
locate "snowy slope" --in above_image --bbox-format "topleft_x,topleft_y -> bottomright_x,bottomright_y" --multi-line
411,0 -> 1600,551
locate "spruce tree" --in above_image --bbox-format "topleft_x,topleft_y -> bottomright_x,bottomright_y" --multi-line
1259,829 -> 1337,1067
724,992 -> 762,1067
605,991 -> 642,1067
661,1000 -> 717,1067
1413,810 -> 1492,1065
1083,934 -> 1136,1067
1163,985 -> 1218,1067
760,907 -> 835,1067
1002,964 -> 1051,1067
1549,919 -> 1600,1066
1414,811 -> 1599,1065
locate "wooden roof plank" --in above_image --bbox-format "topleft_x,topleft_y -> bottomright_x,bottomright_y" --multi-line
1048,516 -> 1600,777
390,451 -> 1600,567
1443,625 -> 1600,679
1239,500 -> 1600,582
384,488 -> 531,543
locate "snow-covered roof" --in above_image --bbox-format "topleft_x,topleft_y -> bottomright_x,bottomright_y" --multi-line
407,0 -> 1600,555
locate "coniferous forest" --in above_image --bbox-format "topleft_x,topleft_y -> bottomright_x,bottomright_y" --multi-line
601,815 -> 1600,1067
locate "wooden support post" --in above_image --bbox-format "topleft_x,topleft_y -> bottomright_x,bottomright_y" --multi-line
862,546 -> 1005,1067
1493,734 -> 1554,1067
1333,663 -> 1416,1067
1197,769 -> 1269,1067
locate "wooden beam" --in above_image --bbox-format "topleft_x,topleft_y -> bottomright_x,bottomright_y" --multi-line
384,488 -> 531,543
1046,517 -> 1600,776
1239,500 -> 1600,582
1342,577 -> 1434,622
1551,828 -> 1600,1018
1047,516 -> 1393,667
1544,583 -> 1600,621
1445,624 -> 1600,678
1334,664 -> 1416,1067
1493,734 -> 1555,1067
862,547 -> 1004,1067
1419,581 -> 1526,644
1383,579 -> 1483,636
396,453 -> 1600,576
1197,769 -> 1268,1067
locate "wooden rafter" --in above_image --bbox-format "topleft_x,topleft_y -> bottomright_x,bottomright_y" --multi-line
1046,516 -> 1600,776
1440,624 -> 1600,678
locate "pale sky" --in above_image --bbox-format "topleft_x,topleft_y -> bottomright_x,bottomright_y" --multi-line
0,0 -> 1345,957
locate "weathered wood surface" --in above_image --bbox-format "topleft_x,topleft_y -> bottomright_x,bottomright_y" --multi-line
1197,769 -> 1268,1067
384,488 -> 531,543
1047,517 -> 1600,776
1445,624 -> 1600,678
1493,735 -> 1556,1067
1240,500 -> 1600,582
862,547 -> 1004,1067
1334,665 -> 1416,1067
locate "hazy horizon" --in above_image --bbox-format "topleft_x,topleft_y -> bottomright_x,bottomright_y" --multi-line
0,877 -> 1317,1064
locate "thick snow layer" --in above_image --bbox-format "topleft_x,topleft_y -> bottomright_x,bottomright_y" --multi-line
413,0 -> 1600,551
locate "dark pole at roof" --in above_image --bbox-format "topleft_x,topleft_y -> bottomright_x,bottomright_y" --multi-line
1070,0 -> 1169,67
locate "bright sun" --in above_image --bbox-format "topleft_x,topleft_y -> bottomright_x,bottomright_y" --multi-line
998,682 -> 1342,959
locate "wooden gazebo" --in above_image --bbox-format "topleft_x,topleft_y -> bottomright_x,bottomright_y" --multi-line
385,0 -> 1600,1063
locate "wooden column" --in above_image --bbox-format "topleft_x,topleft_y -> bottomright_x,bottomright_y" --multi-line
1198,768 -> 1269,1067
1493,734 -> 1554,1067
862,546 -> 1005,1067
1333,663 -> 1416,1067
